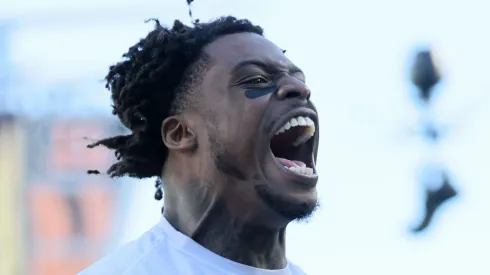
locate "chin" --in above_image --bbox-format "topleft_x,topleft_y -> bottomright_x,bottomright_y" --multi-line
254,182 -> 319,222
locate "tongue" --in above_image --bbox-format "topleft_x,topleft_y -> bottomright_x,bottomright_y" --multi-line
276,157 -> 306,168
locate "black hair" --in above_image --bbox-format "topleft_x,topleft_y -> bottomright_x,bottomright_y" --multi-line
87,16 -> 264,184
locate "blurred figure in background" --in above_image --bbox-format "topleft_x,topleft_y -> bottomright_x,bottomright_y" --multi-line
410,50 -> 458,233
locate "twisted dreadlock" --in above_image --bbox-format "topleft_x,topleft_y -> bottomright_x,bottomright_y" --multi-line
88,17 -> 264,189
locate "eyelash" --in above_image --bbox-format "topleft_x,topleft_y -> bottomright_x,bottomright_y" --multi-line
243,76 -> 269,85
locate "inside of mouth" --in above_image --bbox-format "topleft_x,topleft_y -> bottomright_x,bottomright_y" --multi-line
270,126 -> 313,169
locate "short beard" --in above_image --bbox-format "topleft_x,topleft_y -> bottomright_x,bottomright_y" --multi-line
207,118 -> 318,222
255,183 -> 319,222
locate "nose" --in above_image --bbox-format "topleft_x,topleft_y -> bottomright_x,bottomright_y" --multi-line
275,78 -> 310,101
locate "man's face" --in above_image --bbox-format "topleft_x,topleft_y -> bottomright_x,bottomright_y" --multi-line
190,33 -> 319,224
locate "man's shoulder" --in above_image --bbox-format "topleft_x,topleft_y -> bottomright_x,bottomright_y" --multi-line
78,227 -> 168,275
288,261 -> 308,275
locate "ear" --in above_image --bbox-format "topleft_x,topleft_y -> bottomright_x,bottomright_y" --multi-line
161,116 -> 197,151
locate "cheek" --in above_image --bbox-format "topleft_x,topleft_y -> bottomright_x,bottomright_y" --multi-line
220,98 -> 267,155
231,97 -> 267,134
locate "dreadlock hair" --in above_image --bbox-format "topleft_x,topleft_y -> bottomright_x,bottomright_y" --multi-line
88,16 -> 264,183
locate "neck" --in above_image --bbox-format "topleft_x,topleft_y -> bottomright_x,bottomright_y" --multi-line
163,178 -> 288,270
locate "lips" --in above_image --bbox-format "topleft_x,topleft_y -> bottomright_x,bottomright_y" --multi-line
268,108 -> 318,182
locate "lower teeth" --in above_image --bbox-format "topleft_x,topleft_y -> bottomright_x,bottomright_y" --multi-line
286,166 -> 314,175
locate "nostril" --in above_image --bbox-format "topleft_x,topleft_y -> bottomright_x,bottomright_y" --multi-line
285,91 -> 302,99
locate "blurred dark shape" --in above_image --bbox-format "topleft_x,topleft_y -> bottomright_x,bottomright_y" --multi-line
411,50 -> 441,104
408,47 -> 458,234
0,113 -> 15,123
87,169 -> 101,175
412,171 -> 458,233
423,122 -> 440,142
66,194 -> 84,237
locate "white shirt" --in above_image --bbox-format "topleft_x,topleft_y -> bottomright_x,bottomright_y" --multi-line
79,217 -> 306,275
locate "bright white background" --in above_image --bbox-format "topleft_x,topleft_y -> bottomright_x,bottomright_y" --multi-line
2,0 -> 490,274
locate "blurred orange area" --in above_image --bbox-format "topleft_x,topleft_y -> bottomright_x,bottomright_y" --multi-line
29,183 -> 113,241
31,257 -> 93,275
19,118 -> 120,275
28,184 -> 114,275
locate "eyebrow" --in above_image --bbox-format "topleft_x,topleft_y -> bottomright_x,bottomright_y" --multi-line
231,59 -> 304,76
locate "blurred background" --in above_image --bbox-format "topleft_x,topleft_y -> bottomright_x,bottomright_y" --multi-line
1,0 -> 489,274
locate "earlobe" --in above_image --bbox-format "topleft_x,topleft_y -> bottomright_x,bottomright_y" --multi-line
161,116 -> 197,151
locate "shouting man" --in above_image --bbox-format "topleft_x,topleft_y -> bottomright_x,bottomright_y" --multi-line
80,16 -> 319,275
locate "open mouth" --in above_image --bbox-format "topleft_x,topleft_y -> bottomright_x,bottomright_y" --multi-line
270,115 -> 316,177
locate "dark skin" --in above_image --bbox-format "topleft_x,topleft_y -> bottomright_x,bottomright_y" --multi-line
161,33 -> 319,269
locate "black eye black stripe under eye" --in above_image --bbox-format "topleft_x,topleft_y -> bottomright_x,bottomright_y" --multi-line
244,86 -> 278,99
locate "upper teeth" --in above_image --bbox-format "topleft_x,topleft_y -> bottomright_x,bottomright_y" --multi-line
275,116 -> 316,146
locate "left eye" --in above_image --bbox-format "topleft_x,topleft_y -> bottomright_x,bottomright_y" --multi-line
244,77 -> 268,84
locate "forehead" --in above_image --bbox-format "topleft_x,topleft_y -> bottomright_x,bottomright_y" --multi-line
203,32 -> 291,69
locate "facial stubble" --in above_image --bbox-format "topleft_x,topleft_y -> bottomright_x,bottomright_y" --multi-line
208,124 -> 319,222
